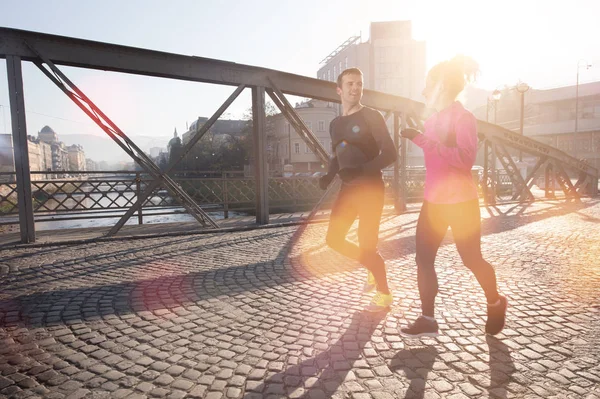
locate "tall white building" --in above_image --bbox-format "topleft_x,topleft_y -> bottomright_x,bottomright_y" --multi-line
317,21 -> 426,102
317,21 -> 427,166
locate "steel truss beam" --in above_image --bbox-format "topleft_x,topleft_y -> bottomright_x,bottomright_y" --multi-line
545,163 -> 556,199
266,79 -> 329,165
482,141 -> 497,205
490,140 -> 534,202
477,120 -> 596,177
6,56 -> 35,243
552,161 -> 580,200
29,45 -> 219,234
108,85 -> 246,234
0,27 -> 423,116
252,87 -> 269,224
512,155 -> 547,201
266,81 -> 334,221
1,27 -> 598,244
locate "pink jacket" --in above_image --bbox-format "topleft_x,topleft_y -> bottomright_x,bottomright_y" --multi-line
412,101 -> 479,204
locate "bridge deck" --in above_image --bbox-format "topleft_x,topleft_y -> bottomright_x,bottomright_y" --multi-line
1,199 -> 599,397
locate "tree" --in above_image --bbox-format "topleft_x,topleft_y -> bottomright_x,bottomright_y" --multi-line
241,101 -> 281,172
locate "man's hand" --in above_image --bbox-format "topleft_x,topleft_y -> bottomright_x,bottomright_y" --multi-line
338,166 -> 363,183
318,173 -> 335,190
400,128 -> 421,141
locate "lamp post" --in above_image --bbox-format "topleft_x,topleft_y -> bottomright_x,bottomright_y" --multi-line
492,89 -> 501,124
575,60 -> 592,158
516,82 -> 530,162
486,89 -> 502,124
288,124 -> 292,165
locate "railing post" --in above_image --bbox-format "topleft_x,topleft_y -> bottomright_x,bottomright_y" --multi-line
135,173 -> 143,224
398,112 -> 407,212
483,140 -> 489,204
483,140 -> 498,205
222,171 -> 229,219
292,177 -> 298,212
7,55 -> 35,243
252,86 -> 269,224
393,112 -> 400,212
545,163 -> 555,198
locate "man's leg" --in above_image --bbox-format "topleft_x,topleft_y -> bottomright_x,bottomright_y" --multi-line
325,185 -> 360,260
356,180 -> 388,293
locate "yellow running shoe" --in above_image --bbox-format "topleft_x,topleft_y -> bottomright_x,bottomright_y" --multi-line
363,271 -> 376,293
366,291 -> 393,312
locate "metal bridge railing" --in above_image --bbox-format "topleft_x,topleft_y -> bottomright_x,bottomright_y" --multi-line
3,168 -> 582,228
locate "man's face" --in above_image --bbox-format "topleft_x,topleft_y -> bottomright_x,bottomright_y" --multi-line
337,73 -> 363,106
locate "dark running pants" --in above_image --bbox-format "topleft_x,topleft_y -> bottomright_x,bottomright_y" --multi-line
416,199 -> 500,316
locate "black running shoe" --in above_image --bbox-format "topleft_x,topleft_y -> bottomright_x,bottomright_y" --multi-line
400,316 -> 439,337
485,295 -> 508,335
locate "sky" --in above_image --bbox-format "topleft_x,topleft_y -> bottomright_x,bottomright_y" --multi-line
0,0 -> 599,141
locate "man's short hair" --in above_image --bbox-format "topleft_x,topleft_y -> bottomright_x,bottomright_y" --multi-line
336,68 -> 363,88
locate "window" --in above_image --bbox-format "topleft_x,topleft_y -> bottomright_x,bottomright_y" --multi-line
306,121 -> 312,131
318,121 -> 325,132
378,47 -> 386,62
345,57 -> 348,69
339,61 -> 343,73
305,144 -> 311,153
558,108 -> 571,121
333,66 -> 337,81
294,143 -> 300,154
328,69 -> 331,81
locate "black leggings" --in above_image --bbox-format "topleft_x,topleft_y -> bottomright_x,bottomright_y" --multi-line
416,200 -> 499,317
326,179 -> 389,293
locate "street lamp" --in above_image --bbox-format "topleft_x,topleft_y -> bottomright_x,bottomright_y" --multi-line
492,89 -> 501,124
516,82 -> 530,162
575,60 -> 592,158
486,89 -> 502,124
288,124 -> 292,165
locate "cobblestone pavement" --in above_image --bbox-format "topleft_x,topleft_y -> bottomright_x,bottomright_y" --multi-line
1,199 -> 599,399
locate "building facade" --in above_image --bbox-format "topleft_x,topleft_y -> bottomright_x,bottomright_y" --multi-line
67,144 -> 87,173
182,119 -> 246,146
86,158 -> 97,172
317,21 -> 426,102
269,99 -> 338,173
317,21 -> 427,167
27,136 -> 53,180
38,125 -> 71,175
474,81 -> 600,170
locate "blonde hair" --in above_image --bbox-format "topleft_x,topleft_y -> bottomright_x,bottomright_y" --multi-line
428,55 -> 479,99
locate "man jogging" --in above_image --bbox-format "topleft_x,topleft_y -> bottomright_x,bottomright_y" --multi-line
319,67 -> 397,312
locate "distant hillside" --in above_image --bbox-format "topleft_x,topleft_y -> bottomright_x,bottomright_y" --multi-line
60,134 -> 171,163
